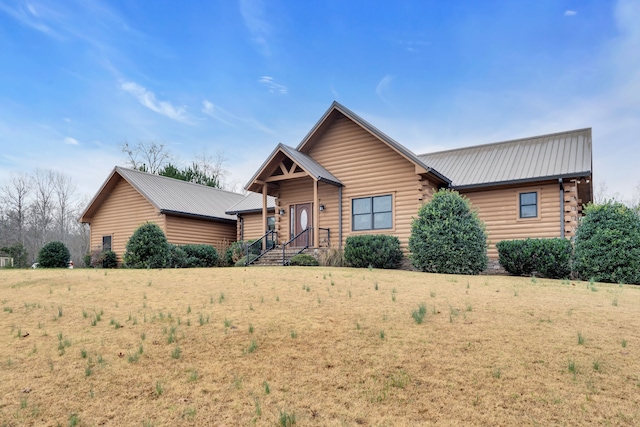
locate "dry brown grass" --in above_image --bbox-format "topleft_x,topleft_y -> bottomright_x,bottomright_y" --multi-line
1,267 -> 640,426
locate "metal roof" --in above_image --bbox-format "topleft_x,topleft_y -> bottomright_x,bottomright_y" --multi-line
297,101 -> 451,185
244,143 -> 343,192
83,167 -> 245,222
225,192 -> 276,215
417,128 -> 592,188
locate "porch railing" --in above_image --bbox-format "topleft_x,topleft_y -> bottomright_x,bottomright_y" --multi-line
318,227 -> 330,248
244,230 -> 278,266
281,227 -> 312,265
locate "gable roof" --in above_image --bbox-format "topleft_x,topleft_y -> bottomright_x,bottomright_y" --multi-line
80,166 -> 245,223
296,101 -> 451,185
418,128 -> 592,189
245,143 -> 343,193
225,192 -> 276,215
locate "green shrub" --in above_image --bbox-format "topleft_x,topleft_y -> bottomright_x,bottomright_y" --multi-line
289,253 -> 319,266
182,244 -> 219,267
497,238 -> 572,279
123,222 -> 169,269
225,240 -> 259,266
1,243 -> 28,268
88,248 -> 117,268
167,243 -> 188,268
101,251 -> 117,268
409,189 -> 488,275
344,234 -> 403,269
573,201 -> 640,284
37,241 -> 71,268
83,253 -> 92,268
234,254 -> 259,267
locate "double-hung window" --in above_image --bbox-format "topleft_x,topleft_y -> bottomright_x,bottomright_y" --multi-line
519,192 -> 538,218
102,235 -> 112,251
352,195 -> 392,231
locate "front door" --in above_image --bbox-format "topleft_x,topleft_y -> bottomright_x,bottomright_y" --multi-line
291,203 -> 312,247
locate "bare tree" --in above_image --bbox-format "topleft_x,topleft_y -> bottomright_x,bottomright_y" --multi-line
52,172 -> 77,242
29,169 -> 56,252
121,140 -> 173,174
1,172 -> 32,247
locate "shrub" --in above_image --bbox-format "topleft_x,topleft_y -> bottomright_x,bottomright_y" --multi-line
123,222 -> 169,269
234,254 -> 259,267
88,248 -> 118,268
497,238 -> 572,279
289,253 -> 319,266
344,235 -> 403,269
1,243 -> 28,268
83,253 -> 92,268
225,240 -> 259,266
573,201 -> 640,284
318,248 -> 346,267
409,189 -> 488,275
101,251 -> 117,268
182,244 -> 219,267
167,243 -> 188,268
37,241 -> 71,268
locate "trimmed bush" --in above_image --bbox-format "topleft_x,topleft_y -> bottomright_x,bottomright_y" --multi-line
409,189 -> 488,275
289,253 -> 319,266
344,234 -> 403,269
101,251 -> 117,268
37,241 -> 71,268
182,244 -> 219,268
573,201 -> 640,284
167,243 -> 188,268
123,222 -> 170,269
234,254 -> 259,267
225,240 -> 260,266
497,238 -> 572,279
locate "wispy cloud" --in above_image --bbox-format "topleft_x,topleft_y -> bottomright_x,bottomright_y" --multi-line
120,81 -> 190,123
64,137 -> 79,145
376,75 -> 394,104
259,76 -> 287,94
0,1 -> 58,36
239,0 -> 271,56
202,100 -> 274,134
564,10 -> 577,16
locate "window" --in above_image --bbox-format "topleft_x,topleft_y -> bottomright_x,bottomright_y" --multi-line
519,192 -> 537,218
352,195 -> 392,231
102,235 -> 112,251
267,216 -> 276,248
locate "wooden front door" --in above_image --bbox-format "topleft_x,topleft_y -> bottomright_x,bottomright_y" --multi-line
291,203 -> 312,247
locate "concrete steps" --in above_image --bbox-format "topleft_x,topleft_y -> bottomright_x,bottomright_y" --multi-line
251,247 -> 311,266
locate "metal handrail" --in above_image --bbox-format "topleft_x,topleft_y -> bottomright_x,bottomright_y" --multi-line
281,227 -> 312,265
244,230 -> 277,266
318,227 -> 330,248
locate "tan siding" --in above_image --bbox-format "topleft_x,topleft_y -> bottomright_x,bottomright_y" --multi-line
461,183 -> 562,258
164,215 -> 236,253
306,116 -> 422,251
87,177 -> 160,263
275,176 -> 315,244
240,212 -> 267,241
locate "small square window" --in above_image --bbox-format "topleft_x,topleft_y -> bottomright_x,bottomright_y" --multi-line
519,192 -> 537,218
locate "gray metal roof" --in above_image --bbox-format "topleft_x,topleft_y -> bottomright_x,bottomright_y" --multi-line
417,128 -> 592,188
115,167 -> 244,221
225,192 -> 276,215
297,101 -> 451,185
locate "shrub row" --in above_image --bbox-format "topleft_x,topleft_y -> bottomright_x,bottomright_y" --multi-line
344,234 -> 403,269
496,238 -> 572,279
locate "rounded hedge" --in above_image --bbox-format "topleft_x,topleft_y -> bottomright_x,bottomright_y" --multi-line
573,201 -> 640,284
496,238 -> 572,279
344,234 -> 403,269
182,244 -> 219,268
409,189 -> 488,275
37,241 -> 71,268
289,253 -> 319,266
124,222 -> 170,269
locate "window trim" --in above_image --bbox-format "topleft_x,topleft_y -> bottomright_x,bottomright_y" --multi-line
351,194 -> 394,232
518,191 -> 538,219
102,235 -> 112,252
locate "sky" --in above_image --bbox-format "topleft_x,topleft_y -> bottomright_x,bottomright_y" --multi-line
0,0 -> 639,203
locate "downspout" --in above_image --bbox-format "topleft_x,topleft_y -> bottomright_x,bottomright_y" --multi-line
559,178 -> 565,238
338,186 -> 343,250
239,215 -> 244,241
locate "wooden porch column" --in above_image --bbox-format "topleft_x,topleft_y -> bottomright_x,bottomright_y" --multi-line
314,179 -> 319,248
262,183 -> 268,250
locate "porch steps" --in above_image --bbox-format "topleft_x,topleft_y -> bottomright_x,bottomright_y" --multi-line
251,247 -> 311,266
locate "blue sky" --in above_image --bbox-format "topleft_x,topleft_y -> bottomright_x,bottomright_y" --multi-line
1,0 -> 639,202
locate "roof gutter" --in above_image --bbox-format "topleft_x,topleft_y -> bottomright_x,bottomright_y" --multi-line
160,210 -> 237,224
451,171 -> 592,191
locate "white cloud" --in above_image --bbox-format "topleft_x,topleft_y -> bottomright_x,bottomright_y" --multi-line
202,99 -> 275,134
259,76 -> 288,94
239,0 -> 271,56
564,10 -> 577,16
376,75 -> 394,105
120,81 -> 191,123
64,137 -> 79,145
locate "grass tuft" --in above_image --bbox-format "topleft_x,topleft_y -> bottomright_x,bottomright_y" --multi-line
411,303 -> 427,324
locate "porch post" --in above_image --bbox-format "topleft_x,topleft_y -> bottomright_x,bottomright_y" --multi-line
314,179 -> 319,248
262,183 -> 268,250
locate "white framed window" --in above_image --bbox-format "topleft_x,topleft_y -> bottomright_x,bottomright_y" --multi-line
352,195 -> 392,231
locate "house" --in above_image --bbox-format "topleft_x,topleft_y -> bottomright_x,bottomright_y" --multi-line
242,101 -> 592,262
225,192 -> 277,242
0,254 -> 13,268
80,166 -> 248,264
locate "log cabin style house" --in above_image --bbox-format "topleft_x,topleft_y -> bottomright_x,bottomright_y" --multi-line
240,101 -> 592,262
80,166 -> 249,264
81,101 -> 592,268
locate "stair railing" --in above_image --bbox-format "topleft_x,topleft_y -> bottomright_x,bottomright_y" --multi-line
281,227 -> 312,265
244,230 -> 278,266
